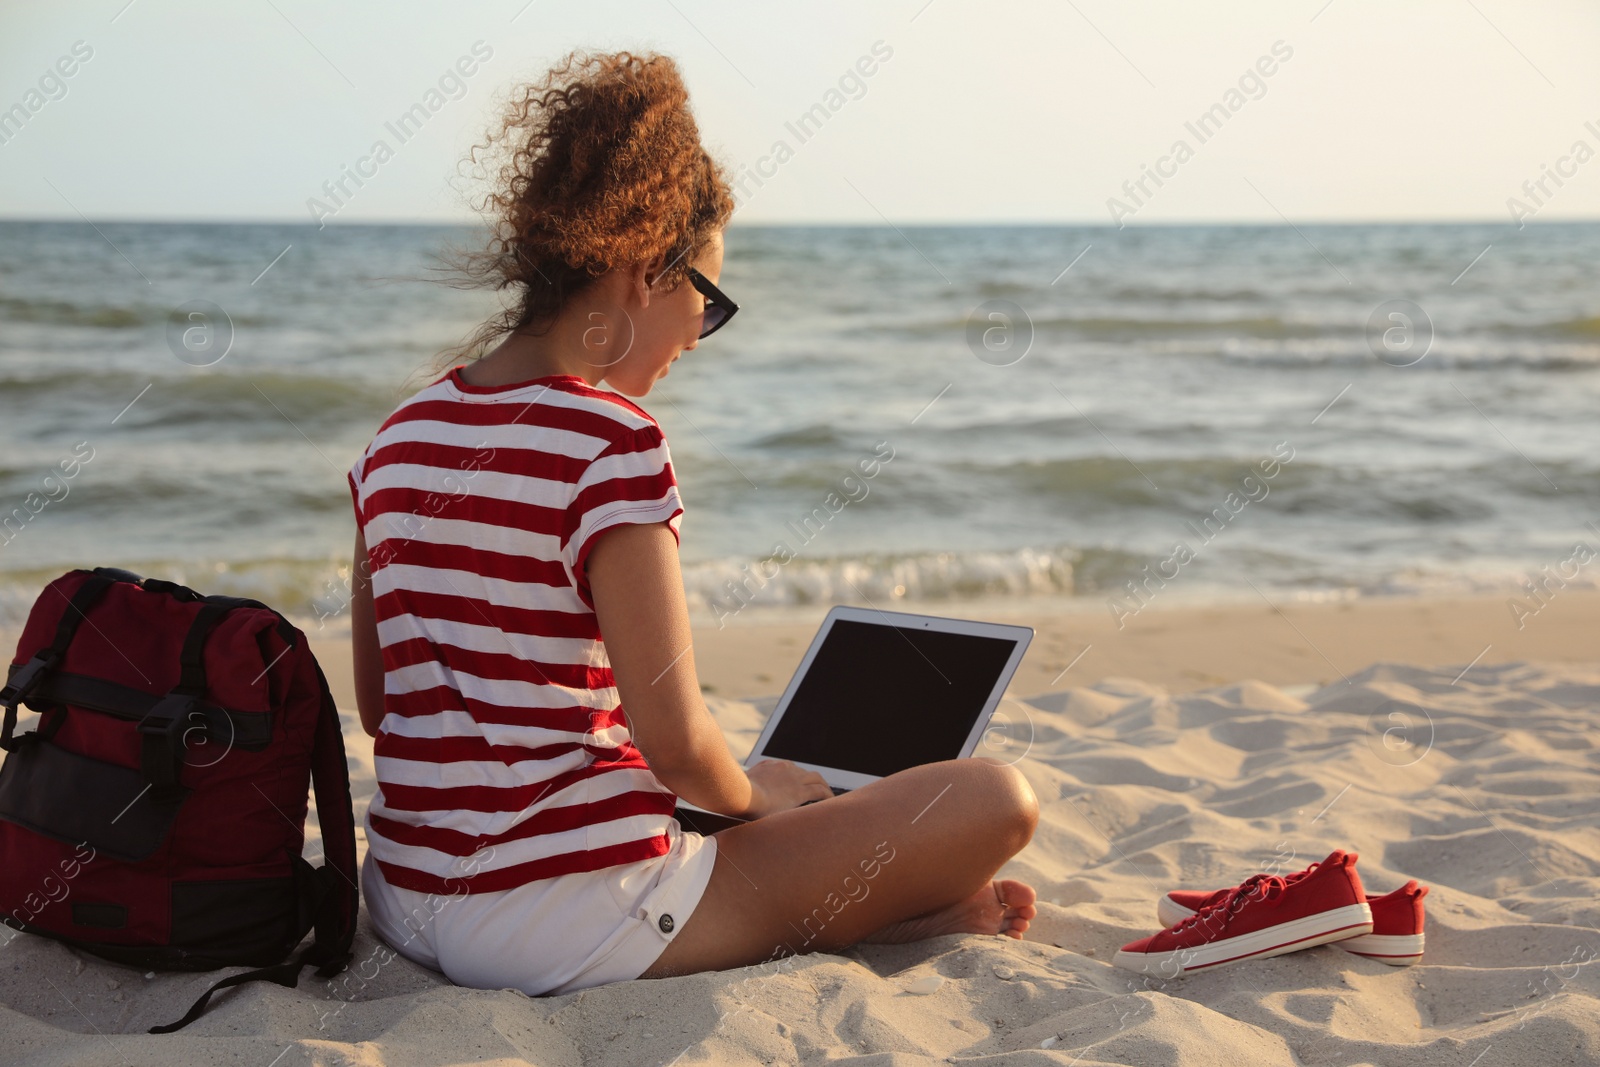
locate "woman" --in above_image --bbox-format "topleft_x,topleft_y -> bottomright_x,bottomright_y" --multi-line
346,49 -> 1039,996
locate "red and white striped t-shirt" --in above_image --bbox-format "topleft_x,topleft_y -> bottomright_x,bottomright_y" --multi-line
347,365 -> 685,895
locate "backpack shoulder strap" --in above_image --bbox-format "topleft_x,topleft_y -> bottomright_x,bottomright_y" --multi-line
1,570 -> 121,748
306,654 -> 360,966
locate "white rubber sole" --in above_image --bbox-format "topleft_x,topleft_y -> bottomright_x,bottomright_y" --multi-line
1335,931 -> 1425,965
1158,896 -> 1423,965
1115,902 -> 1373,977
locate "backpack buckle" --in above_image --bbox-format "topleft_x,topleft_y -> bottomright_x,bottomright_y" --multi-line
138,693 -> 203,794
1,651 -> 58,709
1,652 -> 60,751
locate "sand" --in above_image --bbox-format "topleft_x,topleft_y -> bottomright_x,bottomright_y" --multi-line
2,593 -> 1598,1066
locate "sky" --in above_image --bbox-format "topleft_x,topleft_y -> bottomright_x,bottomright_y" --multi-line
1,0 -> 1598,226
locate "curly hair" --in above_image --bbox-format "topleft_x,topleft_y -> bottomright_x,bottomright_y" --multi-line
428,49 -> 735,374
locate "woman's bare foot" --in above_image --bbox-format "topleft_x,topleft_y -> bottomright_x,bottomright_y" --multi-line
861,879 -> 1038,945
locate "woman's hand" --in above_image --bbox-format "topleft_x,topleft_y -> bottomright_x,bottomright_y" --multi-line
738,759 -> 834,820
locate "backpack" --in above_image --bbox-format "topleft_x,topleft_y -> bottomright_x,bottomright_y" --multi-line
0,566 -> 358,1033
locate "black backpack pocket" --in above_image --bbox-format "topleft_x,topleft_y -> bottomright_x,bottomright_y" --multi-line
0,735 -> 188,862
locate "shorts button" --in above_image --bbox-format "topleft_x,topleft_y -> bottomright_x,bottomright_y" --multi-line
658,913 -> 675,934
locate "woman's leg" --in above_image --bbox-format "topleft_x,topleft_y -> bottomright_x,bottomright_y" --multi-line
640,756 -> 1040,978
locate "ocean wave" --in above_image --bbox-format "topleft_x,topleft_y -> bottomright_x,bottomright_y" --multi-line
0,555 -> 347,631
680,545 -> 1077,616
37,472 -> 352,519
0,297 -> 148,329
0,547 -> 1080,630
1041,315 -> 1314,337
1103,286 -> 1266,303
1218,336 -> 1600,369
963,453 -> 1568,524
750,424 -> 848,450
4,545 -> 1591,636
0,296 -> 273,330
965,280 -> 1266,301
0,368 -> 169,400
977,454 -> 1297,509
900,314 -> 1320,339
110,372 -> 397,434
868,312 -> 1600,361
1493,315 -> 1600,339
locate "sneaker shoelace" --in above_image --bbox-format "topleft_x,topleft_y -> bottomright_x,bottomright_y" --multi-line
1187,857 -> 1324,917
1173,871 -> 1291,939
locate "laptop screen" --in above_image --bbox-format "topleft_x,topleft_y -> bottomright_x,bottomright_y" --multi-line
758,618 -> 1022,779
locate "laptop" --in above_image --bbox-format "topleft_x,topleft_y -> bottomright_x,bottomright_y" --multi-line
673,605 -> 1033,834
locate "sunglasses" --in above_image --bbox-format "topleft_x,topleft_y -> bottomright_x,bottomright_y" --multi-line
686,266 -> 738,339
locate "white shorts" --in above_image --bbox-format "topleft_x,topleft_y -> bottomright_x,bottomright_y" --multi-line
361,818 -> 719,996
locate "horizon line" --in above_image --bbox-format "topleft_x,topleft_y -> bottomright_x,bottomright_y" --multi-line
1,215 -> 1595,230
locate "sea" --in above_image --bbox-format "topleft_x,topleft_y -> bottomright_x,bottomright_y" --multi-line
1,219 -> 1596,631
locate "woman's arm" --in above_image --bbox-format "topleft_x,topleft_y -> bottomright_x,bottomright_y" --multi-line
587,521 -> 757,815
589,523 -> 832,817
351,529 -> 386,738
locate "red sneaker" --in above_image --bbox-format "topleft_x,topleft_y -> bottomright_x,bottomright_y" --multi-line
1328,881 -> 1427,964
1114,850 -> 1373,976
1159,871 -> 1427,967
